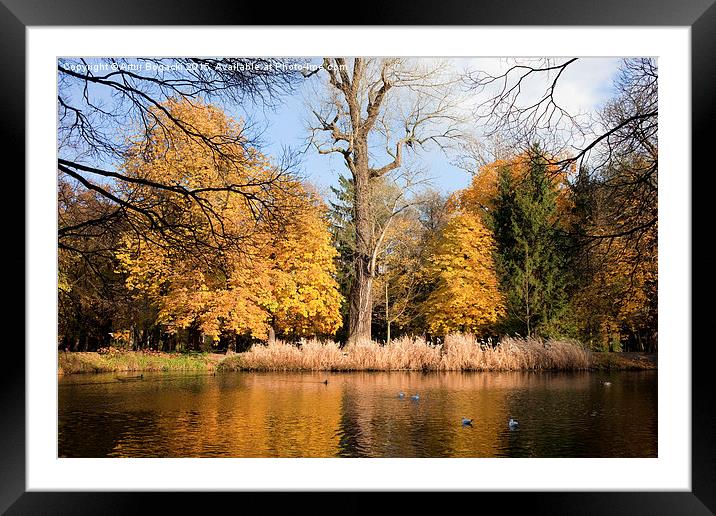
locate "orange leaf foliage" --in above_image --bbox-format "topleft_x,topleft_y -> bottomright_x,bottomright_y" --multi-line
116,99 -> 342,340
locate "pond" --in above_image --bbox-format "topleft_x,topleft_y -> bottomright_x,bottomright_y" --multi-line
58,370 -> 657,458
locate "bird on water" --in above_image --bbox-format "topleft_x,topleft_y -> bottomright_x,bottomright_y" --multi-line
462,418 -> 473,426
411,394 -> 420,401
509,418 -> 519,429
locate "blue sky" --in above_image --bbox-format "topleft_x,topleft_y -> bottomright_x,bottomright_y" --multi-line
60,57 -> 625,199
229,57 -> 624,199
246,89 -> 478,197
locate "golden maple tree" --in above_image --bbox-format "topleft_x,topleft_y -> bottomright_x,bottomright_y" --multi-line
265,193 -> 344,338
116,98 -> 342,342
422,210 -> 505,336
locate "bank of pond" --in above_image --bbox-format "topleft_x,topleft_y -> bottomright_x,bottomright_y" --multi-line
58,336 -> 656,375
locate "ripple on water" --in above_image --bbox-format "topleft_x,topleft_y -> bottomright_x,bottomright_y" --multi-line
58,370 -> 657,458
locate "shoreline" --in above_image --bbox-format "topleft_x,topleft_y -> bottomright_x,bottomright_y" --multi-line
58,342 -> 657,375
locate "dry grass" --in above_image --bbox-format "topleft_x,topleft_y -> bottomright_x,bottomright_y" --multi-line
441,335 -> 591,371
59,337 -> 654,375
217,335 -> 593,372
57,351 -> 223,375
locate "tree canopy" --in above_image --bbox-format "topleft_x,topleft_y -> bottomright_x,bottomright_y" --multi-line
57,57 -> 658,353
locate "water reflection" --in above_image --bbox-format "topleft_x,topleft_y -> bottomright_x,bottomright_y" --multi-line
58,371 -> 656,458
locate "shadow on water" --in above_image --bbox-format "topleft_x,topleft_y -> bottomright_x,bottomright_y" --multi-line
59,370 -> 657,458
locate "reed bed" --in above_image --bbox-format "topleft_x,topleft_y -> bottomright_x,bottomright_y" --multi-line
217,335 -> 592,372
58,336 -> 652,375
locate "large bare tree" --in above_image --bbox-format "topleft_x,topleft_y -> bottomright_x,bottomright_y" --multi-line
309,58 -> 464,343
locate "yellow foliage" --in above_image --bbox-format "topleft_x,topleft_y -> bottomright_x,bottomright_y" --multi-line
572,221 -> 657,348
267,196 -> 344,337
116,99 -> 342,340
422,211 -> 505,336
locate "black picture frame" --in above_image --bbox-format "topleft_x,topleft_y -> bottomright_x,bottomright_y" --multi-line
2,1 -> 711,513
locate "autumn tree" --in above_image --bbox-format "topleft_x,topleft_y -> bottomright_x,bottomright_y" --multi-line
58,57 -> 304,255
422,210 -> 505,337
372,205 -> 428,344
119,189 -> 343,347
116,99 -> 342,349
564,60 -> 658,351
58,181 -> 130,350
467,58 -> 657,349
310,58 -> 464,343
567,161 -> 657,351
266,195 -> 344,340
57,58 -> 305,350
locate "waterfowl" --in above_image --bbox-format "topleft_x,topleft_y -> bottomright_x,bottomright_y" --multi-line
411,394 -> 420,401
322,379 -> 328,385
508,418 -> 519,429
462,418 -> 473,426
398,392 -> 405,398
603,381 -> 612,386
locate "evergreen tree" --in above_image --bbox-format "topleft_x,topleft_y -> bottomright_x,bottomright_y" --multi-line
489,145 -> 569,337
328,174 -> 356,342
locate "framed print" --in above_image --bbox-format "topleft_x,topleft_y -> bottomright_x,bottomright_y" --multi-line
3,0 -> 713,513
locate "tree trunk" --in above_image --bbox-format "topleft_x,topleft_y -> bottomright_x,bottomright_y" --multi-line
187,326 -> 202,351
348,144 -> 374,345
348,251 -> 373,344
385,280 -> 391,345
318,59 -> 405,345
525,243 -> 531,338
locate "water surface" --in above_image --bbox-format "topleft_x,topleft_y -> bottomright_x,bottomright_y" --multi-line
58,370 -> 657,458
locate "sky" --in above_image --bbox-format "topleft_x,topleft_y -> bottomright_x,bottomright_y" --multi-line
59,57 -> 625,200
230,57 -> 624,199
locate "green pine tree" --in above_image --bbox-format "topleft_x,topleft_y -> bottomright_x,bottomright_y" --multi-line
489,144 -> 569,338
328,174 -> 357,342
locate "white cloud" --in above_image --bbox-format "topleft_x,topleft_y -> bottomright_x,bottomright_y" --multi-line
461,57 -> 623,115
553,57 -> 623,114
